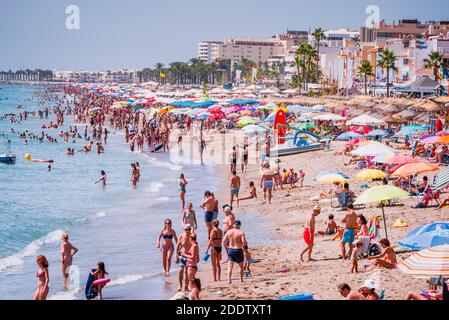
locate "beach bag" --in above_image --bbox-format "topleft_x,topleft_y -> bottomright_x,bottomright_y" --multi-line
368,243 -> 381,257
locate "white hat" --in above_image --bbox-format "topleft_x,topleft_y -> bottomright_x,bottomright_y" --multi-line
361,279 -> 376,289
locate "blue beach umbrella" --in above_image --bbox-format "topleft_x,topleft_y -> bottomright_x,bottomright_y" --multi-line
264,112 -> 276,123
196,112 -> 210,120
315,170 -> 350,181
336,132 -> 363,141
395,125 -> 427,137
397,222 -> 449,251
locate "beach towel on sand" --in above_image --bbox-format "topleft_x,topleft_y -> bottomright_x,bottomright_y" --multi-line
369,215 -> 380,240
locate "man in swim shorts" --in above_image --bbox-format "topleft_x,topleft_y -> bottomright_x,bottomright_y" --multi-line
175,224 -> 192,292
341,204 -> 357,260
201,191 -> 216,237
230,170 -> 241,207
300,206 -> 321,262
223,220 -> 248,284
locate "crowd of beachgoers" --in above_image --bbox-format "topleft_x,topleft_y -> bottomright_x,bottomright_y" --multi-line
1,83 -> 449,301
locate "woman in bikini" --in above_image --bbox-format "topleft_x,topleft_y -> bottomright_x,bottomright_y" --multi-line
184,233 -> 199,282
182,202 -> 197,231
157,219 -> 178,275
179,173 -> 188,210
33,255 -> 49,300
205,220 -> 223,281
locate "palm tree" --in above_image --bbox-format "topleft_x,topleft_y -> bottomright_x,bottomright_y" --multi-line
312,28 -> 325,80
423,51 -> 444,81
297,42 -> 317,91
291,54 -> 302,91
357,60 -> 374,95
155,63 -> 164,84
377,49 -> 398,97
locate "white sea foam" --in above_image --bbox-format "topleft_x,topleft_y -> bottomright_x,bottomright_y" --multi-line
109,272 -> 163,287
0,230 -> 64,272
76,211 -> 106,224
48,288 -> 80,300
145,182 -> 164,193
143,154 -> 183,171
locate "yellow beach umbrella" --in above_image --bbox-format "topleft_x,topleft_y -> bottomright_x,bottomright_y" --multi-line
356,169 -> 387,180
437,136 -> 449,144
317,174 -> 349,183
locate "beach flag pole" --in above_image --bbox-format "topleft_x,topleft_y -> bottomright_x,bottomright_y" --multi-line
381,204 -> 388,240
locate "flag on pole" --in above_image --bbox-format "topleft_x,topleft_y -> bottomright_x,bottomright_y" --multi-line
160,72 -> 166,78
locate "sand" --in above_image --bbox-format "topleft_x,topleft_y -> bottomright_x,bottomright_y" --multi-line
180,130 -> 449,300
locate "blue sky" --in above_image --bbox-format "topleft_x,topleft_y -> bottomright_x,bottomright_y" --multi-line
0,0 -> 448,70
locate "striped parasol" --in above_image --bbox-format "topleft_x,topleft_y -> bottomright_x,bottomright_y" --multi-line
398,244 -> 449,278
433,167 -> 449,191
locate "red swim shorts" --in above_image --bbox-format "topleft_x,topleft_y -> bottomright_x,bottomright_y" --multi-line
303,228 -> 314,245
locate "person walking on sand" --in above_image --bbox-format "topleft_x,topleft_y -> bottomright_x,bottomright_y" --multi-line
34,255 -> 49,300
229,146 -> 238,172
300,206 -> 321,262
341,204 -> 357,260
179,173 -> 188,210
230,170 -> 241,207
175,225 -> 193,292
223,220 -> 248,284
61,233 -> 78,289
260,162 -> 275,204
182,203 -> 197,231
205,219 -> 223,282
157,219 -> 178,275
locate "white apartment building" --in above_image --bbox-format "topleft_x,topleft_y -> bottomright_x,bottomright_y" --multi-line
197,41 -> 223,63
53,69 -> 137,83
321,28 -> 360,47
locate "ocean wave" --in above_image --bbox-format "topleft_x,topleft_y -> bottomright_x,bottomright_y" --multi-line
76,211 -> 106,224
0,229 -> 64,273
155,196 -> 170,202
109,272 -> 163,287
145,182 -> 164,193
48,288 -> 80,300
142,154 -> 183,171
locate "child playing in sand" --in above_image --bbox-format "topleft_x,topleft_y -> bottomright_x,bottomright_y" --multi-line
298,169 -> 305,188
243,246 -> 252,277
318,214 -> 338,236
351,241 -> 364,273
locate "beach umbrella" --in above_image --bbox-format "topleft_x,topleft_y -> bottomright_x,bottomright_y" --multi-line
237,118 -> 257,128
437,136 -> 449,144
315,170 -> 350,181
317,173 -> 349,183
392,162 -> 439,177
256,105 -> 273,111
337,132 -> 363,141
356,169 -> 387,180
351,142 -> 395,156
314,114 -> 345,121
89,107 -> 102,112
367,129 -> 389,138
372,152 -> 396,163
398,244 -> 449,278
347,138 -> 368,146
398,223 -> 449,251
227,113 -> 240,119
196,112 -> 210,120
432,167 -> 449,191
385,154 -> 418,165
350,125 -> 372,134
242,125 -> 270,136
264,112 -> 277,123
311,105 -> 326,112
421,136 -> 439,145
395,125 -> 427,137
353,185 -> 410,239
346,114 -> 386,126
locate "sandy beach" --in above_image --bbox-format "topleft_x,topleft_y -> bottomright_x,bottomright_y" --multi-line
189,133 -> 448,300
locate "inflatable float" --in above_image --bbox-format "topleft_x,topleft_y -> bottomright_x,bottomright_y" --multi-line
277,293 -> 313,300
92,278 -> 111,286
31,159 -> 54,163
150,144 -> 163,153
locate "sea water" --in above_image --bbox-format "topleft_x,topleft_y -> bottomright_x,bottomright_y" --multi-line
0,84 -> 267,300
